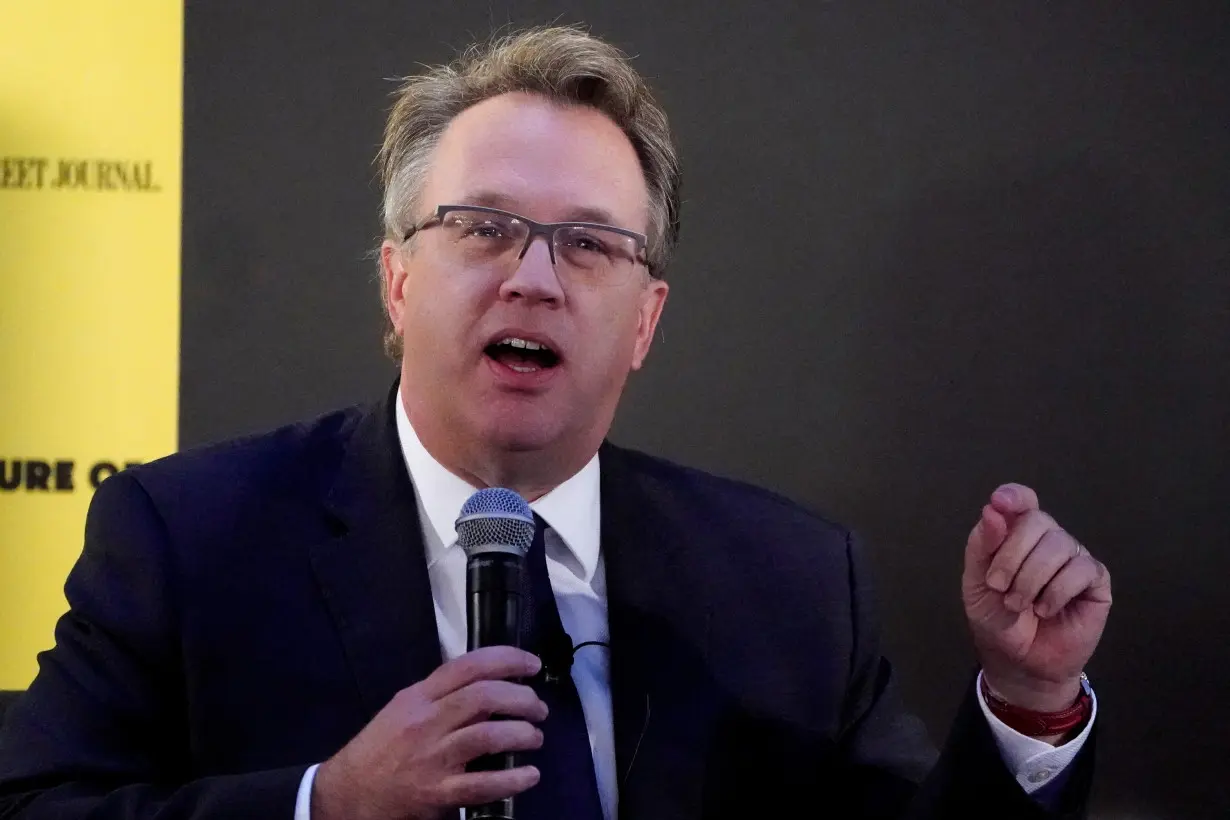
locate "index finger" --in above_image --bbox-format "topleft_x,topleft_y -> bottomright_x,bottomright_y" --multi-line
964,503 -> 1009,580
419,646 -> 542,701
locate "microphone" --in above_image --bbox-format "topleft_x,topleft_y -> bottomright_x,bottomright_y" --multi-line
537,627 -> 576,684
456,488 -> 536,820
536,629 -> 611,685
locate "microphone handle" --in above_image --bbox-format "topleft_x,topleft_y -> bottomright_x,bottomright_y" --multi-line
464,551 -> 525,820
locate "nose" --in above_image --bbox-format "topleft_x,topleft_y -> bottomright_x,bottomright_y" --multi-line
498,235 -> 565,306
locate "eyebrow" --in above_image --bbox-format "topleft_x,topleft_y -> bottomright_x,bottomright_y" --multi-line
458,190 -> 622,228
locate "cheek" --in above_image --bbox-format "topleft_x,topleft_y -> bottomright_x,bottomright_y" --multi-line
401,274 -> 485,354
576,298 -> 644,374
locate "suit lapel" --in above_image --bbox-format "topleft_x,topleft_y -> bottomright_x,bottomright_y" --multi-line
310,384 -> 443,717
601,443 -> 718,819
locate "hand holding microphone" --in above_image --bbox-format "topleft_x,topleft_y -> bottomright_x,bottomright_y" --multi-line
312,489 -> 546,820
311,646 -> 546,820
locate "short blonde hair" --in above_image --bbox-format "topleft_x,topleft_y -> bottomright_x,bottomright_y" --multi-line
376,25 -> 682,358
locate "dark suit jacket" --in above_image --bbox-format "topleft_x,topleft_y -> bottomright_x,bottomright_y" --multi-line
0,386 -> 1093,818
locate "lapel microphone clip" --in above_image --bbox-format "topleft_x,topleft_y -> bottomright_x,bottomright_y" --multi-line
537,629 -> 610,684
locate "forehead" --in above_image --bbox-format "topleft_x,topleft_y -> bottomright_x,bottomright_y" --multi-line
422,92 -> 649,231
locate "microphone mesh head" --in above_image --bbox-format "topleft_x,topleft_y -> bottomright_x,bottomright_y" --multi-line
456,488 -> 535,555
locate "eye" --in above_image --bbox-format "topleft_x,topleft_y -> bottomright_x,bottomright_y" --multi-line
462,217 -> 511,237
566,232 -> 610,256
445,211 -> 519,241
466,221 -> 508,239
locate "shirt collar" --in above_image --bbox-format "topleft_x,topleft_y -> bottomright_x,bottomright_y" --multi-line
394,389 -> 602,583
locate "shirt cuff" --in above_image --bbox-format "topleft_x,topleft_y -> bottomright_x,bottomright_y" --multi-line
294,763 -> 321,820
976,671 -> 1097,794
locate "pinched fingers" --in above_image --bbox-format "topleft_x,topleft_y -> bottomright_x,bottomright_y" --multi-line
1003,529 -> 1081,613
964,504 -> 1010,580
1035,555 -> 1112,618
989,483 -> 1040,516
984,509 -> 1059,593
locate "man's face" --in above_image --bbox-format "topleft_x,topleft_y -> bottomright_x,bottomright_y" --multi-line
383,92 -> 668,470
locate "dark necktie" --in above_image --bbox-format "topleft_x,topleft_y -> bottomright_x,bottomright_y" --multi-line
515,514 -> 605,820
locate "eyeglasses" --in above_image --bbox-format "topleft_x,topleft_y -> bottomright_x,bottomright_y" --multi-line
403,204 -> 653,285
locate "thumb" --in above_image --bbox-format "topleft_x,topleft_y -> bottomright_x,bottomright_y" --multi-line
989,483 -> 1040,518
965,504 -> 1008,581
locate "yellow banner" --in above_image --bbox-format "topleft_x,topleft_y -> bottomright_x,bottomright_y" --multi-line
0,2 -> 182,688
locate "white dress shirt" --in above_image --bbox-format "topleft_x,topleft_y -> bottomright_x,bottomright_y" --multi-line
294,393 -> 1094,818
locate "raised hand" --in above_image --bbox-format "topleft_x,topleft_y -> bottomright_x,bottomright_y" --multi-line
963,483 -> 1112,713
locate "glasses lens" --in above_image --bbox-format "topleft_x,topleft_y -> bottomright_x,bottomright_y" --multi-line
439,209 -> 527,269
555,226 -> 640,281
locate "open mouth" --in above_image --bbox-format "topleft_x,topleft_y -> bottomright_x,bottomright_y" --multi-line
484,336 -> 561,373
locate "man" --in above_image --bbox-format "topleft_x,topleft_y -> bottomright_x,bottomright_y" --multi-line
0,26 -> 1110,819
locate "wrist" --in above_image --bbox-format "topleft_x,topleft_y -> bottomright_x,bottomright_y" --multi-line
981,671 -> 1083,713
312,758 -> 360,820
980,671 -> 1092,739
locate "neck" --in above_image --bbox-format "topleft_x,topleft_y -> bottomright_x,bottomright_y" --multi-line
450,460 -> 558,502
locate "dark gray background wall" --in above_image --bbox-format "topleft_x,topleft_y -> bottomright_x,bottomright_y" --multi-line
182,2 -> 1230,816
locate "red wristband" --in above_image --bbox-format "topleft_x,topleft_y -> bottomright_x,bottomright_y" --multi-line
980,674 -> 1092,737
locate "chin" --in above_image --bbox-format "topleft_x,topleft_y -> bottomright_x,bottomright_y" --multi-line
474,409 -> 570,455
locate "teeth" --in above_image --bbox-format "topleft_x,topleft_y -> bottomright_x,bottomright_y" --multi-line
498,337 -> 550,353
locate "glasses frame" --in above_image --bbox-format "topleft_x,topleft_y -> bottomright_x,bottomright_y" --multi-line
403,204 -> 654,277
